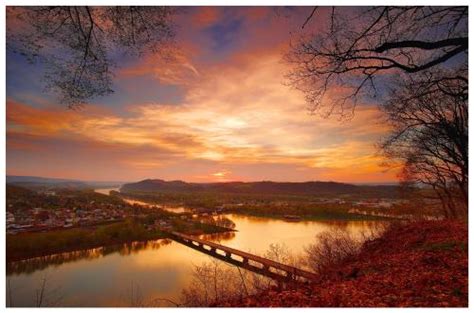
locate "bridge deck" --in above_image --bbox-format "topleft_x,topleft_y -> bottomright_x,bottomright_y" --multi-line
169,231 -> 319,282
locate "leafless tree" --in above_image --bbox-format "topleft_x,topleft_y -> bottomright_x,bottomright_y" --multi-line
180,258 -> 250,306
380,69 -> 468,218
121,279 -> 181,307
35,276 -> 48,307
6,274 -> 64,307
287,6 -> 467,118
304,225 -> 387,274
33,274 -> 65,307
287,6 -> 468,216
180,243 -> 302,306
304,229 -> 362,274
7,6 -> 176,107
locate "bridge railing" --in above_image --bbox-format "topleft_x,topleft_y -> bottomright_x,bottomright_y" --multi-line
168,231 -> 319,282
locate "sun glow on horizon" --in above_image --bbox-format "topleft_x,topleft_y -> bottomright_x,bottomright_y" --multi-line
6,7 -> 400,184
211,170 -> 232,181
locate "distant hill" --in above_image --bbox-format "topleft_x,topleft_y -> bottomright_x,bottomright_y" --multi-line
121,179 -> 400,198
6,184 -> 36,198
6,175 -> 125,190
7,175 -> 82,184
7,176 -> 88,190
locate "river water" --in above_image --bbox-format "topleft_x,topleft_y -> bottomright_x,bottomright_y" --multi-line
6,189 -> 386,307
95,187 -> 188,213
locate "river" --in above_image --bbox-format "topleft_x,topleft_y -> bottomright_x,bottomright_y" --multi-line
95,187 -> 188,213
6,189 -> 387,307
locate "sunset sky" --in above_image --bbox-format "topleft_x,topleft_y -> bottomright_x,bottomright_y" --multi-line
6,7 -> 398,184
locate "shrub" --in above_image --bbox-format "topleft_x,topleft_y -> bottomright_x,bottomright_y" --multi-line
304,229 -> 363,274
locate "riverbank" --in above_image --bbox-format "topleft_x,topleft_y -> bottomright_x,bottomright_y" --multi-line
219,219 -> 468,307
226,210 -> 396,222
7,219 -> 232,262
115,192 -> 401,222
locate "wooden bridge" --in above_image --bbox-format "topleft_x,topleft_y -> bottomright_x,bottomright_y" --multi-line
166,231 -> 319,283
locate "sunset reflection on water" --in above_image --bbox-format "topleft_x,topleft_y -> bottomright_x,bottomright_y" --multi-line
7,214 -> 387,307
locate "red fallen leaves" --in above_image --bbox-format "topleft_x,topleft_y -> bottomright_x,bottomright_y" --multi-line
220,220 -> 468,307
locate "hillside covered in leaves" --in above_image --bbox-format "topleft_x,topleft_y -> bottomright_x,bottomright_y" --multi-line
220,220 -> 468,307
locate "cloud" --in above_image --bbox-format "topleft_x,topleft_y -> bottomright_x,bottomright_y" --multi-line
190,7 -> 222,28
6,7 -> 399,183
118,48 -> 200,86
6,51 -> 396,183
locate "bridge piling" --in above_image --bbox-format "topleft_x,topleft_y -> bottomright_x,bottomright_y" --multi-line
166,230 -> 318,283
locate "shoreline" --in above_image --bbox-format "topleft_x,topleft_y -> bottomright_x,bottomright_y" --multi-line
7,222 -> 234,263
219,220 -> 468,307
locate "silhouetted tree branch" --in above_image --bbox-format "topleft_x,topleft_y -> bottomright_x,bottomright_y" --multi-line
288,6 -> 468,216
287,6 -> 468,118
7,6 -> 176,108
380,69 -> 468,218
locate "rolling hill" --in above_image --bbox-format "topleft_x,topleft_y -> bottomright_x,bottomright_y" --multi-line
6,175 -> 125,190
121,179 -> 400,198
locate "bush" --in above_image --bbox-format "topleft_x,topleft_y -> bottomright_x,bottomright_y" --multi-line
304,229 -> 363,274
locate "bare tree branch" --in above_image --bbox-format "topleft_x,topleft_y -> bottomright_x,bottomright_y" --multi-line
301,6 -> 318,29
7,6 -> 176,108
287,6 -> 468,116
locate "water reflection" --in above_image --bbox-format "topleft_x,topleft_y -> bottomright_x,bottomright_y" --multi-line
94,188 -> 120,195
7,239 -> 172,276
121,198 -> 189,213
7,212 -> 388,307
198,231 -> 236,243
95,188 -> 192,213
219,214 -> 387,254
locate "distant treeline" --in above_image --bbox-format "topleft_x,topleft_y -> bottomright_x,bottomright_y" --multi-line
117,191 -> 393,221
121,179 -> 400,198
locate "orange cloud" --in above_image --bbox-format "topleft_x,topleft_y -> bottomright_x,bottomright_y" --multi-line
118,48 -> 200,86
7,99 -> 78,134
7,40 -> 398,183
190,7 -> 221,28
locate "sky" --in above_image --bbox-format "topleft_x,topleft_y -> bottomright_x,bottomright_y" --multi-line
6,7 -> 399,184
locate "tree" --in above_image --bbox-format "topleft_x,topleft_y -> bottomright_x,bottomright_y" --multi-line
7,6 -> 176,107
287,6 -> 467,118
381,69 -> 468,218
287,6 -> 468,216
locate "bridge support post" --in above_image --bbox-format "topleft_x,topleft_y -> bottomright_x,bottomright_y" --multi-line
170,232 -> 318,284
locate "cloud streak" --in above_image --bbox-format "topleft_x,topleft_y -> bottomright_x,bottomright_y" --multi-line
6,7 -> 399,183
